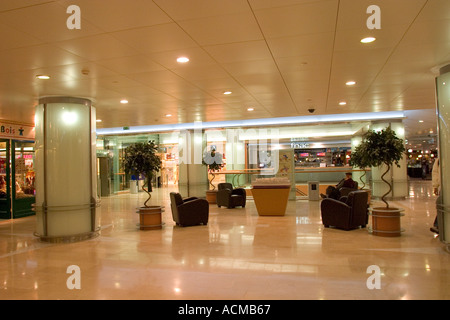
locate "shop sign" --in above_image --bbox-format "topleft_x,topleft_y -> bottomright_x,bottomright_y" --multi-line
0,122 -> 35,140
291,142 -> 310,149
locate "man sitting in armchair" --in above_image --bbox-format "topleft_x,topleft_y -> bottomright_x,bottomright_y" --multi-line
320,172 -> 357,200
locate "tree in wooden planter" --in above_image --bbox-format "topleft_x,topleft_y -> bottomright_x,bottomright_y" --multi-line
123,141 -> 162,230
352,127 -> 406,236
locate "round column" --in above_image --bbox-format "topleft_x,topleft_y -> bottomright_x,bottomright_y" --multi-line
177,129 -> 208,198
436,64 -> 450,246
34,97 -> 100,242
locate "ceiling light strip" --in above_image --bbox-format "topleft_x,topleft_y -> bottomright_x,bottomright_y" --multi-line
96,111 -> 405,136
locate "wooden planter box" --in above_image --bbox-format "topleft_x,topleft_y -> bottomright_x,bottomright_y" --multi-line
137,206 -> 163,230
369,207 -> 405,237
206,190 -> 218,204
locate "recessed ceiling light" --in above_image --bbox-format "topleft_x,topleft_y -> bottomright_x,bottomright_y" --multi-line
176,57 -> 189,63
165,114 -> 172,117
96,119 -> 102,122
419,120 -> 424,123
223,91 -> 232,95
247,107 -> 254,111
339,101 -> 347,106
120,99 -> 129,104
36,75 -> 50,80
346,81 -> 356,86
361,37 -> 376,43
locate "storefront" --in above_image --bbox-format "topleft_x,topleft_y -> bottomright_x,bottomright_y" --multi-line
0,121 -> 35,219
406,148 -> 438,178
96,123 -> 363,194
97,134 -> 160,195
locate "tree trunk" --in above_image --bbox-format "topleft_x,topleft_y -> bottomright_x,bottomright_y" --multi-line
209,172 -> 216,190
359,170 -> 366,189
380,163 -> 392,209
142,174 -> 152,208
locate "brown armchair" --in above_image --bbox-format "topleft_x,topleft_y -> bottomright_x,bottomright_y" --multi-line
339,181 -> 358,197
321,190 -> 368,230
170,192 -> 209,227
216,183 -> 246,208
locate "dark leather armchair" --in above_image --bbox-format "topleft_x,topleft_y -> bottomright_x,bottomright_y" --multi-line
339,181 -> 358,197
170,192 -> 209,227
216,183 -> 246,208
321,190 -> 368,230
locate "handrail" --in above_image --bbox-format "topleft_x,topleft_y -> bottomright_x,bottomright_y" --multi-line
214,168 -> 370,174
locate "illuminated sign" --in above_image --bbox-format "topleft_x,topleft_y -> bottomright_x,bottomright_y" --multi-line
0,122 -> 35,140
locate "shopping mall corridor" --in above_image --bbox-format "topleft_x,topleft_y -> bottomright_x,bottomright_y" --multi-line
0,179 -> 448,300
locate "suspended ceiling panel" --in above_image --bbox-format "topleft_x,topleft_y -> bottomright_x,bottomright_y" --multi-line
0,0 -> 447,145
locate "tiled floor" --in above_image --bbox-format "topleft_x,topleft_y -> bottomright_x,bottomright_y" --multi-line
0,179 -> 448,300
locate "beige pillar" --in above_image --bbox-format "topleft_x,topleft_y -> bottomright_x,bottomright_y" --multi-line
34,97 -> 100,243
177,129 -> 208,198
435,64 -> 450,246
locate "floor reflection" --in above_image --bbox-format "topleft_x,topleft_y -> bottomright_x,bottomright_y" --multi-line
0,179 -> 448,299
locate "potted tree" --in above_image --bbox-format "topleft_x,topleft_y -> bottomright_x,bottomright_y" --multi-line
202,148 -> 224,204
123,141 -> 162,230
353,127 -> 406,236
349,143 -> 371,189
349,141 -> 373,203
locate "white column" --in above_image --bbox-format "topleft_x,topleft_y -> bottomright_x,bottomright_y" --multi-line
225,129 -> 246,186
436,64 -> 450,245
177,129 -> 208,198
34,97 -> 99,242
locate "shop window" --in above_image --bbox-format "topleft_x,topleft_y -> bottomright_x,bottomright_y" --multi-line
14,141 -> 35,199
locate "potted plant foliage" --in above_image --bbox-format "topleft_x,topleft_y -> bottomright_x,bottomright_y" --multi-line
123,141 -> 162,230
352,127 -> 406,236
202,148 -> 224,204
349,144 -> 371,190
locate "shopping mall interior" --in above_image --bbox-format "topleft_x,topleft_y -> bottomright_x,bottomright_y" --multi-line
0,0 -> 449,301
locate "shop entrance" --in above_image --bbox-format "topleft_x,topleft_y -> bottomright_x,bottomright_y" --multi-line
0,139 -> 35,219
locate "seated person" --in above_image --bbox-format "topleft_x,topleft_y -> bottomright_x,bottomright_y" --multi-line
321,172 -> 356,200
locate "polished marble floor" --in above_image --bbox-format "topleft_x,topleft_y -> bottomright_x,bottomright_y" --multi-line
0,179 -> 448,300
